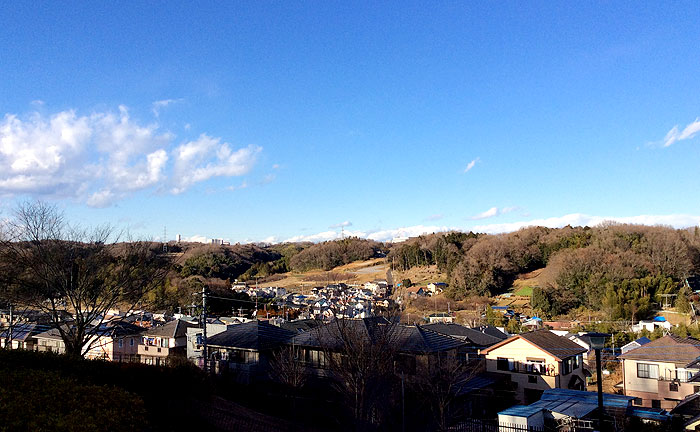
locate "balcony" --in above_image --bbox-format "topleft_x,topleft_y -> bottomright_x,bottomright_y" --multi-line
497,360 -> 557,377
138,345 -> 169,357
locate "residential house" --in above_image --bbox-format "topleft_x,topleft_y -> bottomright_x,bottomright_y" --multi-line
206,320 -> 296,383
631,316 -> 673,333
186,321 -> 232,366
139,319 -> 196,366
621,336 -> 652,355
404,286 -> 426,299
427,312 -> 454,324
87,321 -> 144,362
291,318 -> 468,380
34,327 -> 66,354
481,330 -> 587,404
521,317 -> 544,331
0,323 -> 39,350
619,334 -> 700,409
426,282 -> 446,294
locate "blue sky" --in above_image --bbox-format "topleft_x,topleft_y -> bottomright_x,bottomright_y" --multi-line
1,2 -> 700,243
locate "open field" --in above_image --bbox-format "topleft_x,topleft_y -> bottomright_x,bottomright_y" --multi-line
257,258 -> 390,292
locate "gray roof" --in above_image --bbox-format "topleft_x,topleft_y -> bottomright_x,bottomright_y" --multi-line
471,325 -> 508,340
142,319 -> 196,339
422,323 -> 502,347
207,320 -> 296,350
292,318 -> 466,353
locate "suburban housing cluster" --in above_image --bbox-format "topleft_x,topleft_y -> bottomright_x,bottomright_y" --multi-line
5,293 -> 700,431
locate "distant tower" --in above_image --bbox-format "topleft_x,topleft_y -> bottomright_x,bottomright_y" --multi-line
162,227 -> 168,252
176,234 -> 181,243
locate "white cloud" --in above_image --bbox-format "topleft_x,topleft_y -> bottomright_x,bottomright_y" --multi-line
151,98 -> 183,117
329,221 -> 352,229
469,206 -> 518,220
171,134 -> 261,194
273,213 -> 700,244
0,106 -> 261,206
660,118 -> 700,147
463,157 -> 480,173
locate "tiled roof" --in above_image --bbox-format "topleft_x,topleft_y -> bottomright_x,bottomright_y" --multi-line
481,329 -> 586,360
620,334 -> 700,364
143,319 -> 196,338
471,325 -> 508,340
207,320 -> 295,350
422,323 -> 502,347
292,318 -> 465,353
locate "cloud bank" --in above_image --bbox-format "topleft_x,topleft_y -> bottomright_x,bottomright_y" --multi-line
275,213 -> 700,244
0,106 -> 260,206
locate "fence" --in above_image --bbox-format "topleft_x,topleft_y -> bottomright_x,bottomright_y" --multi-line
446,418 -> 544,432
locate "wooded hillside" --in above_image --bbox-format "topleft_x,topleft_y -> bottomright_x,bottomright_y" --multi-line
388,224 -> 700,319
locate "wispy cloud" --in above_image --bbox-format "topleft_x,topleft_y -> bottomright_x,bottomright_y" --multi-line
659,117 -> 700,147
424,214 -> 443,221
151,98 -> 183,117
329,221 -> 352,229
469,206 -> 518,220
0,106 -> 261,206
463,157 -> 480,173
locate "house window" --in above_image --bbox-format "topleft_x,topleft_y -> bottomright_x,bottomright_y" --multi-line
670,383 -> 679,392
633,398 -> 643,406
651,399 -> 661,409
130,338 -> 134,346
694,385 -> 700,393
573,355 -> 581,370
118,339 -> 123,348
497,357 -> 513,371
562,358 -> 574,375
637,363 -> 659,379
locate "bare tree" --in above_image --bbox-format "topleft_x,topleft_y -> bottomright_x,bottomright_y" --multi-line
268,344 -> 308,411
414,354 -> 481,430
316,316 -> 400,430
0,201 -> 169,359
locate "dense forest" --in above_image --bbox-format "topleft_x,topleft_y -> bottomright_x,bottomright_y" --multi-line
388,224 -> 700,319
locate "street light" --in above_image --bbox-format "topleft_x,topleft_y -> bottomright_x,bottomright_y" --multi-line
585,332 -> 609,431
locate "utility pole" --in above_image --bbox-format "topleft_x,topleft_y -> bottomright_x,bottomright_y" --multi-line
8,303 -> 13,347
201,286 -> 208,373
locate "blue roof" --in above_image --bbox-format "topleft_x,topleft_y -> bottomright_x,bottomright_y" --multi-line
499,389 -> 635,420
627,407 -> 671,422
634,336 -> 652,345
491,306 -> 508,310
653,316 -> 667,322
499,404 -> 544,418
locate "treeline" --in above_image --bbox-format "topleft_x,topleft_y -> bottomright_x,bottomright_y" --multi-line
288,237 -> 384,272
389,224 -> 700,319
